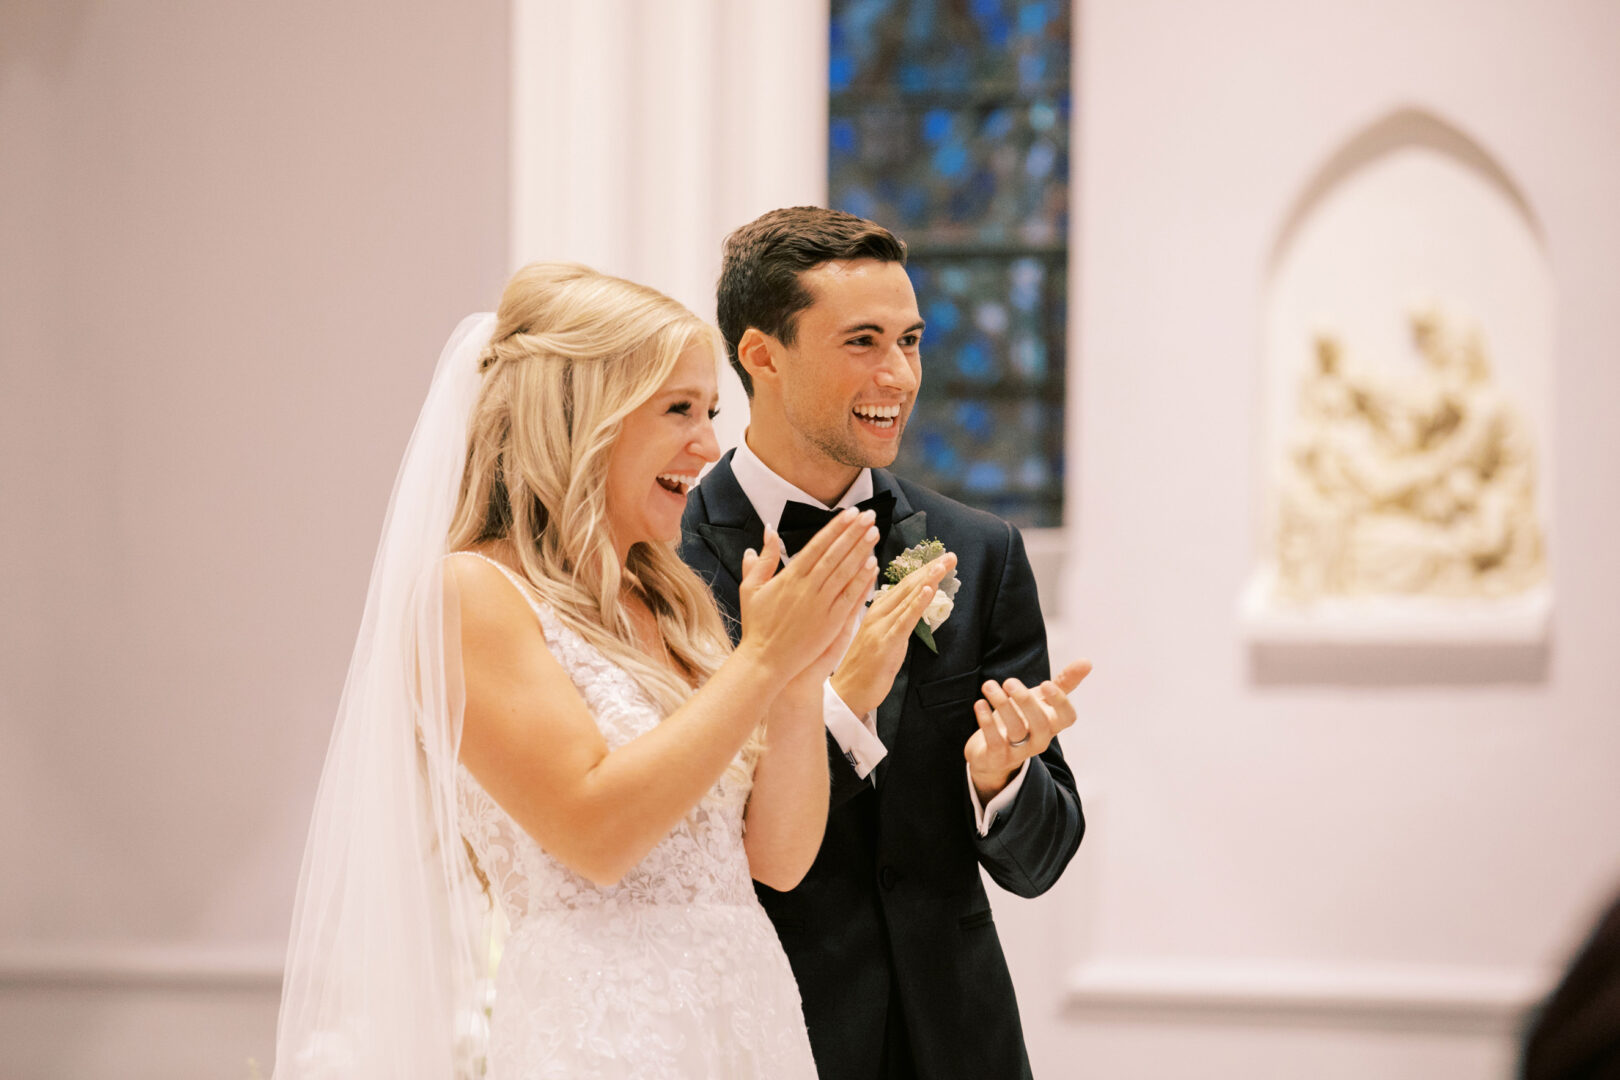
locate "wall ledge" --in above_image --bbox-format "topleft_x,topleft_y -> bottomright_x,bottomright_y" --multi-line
1239,570 -> 1552,646
1065,959 -> 1552,1032
0,943 -> 284,990
1238,570 -> 1552,683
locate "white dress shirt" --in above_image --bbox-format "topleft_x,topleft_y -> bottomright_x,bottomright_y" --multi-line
728,437 -> 1027,835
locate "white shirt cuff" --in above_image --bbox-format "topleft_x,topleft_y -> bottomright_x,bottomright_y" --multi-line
967,758 -> 1031,836
823,679 -> 887,779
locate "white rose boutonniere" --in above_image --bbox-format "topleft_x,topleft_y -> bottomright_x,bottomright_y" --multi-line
875,537 -> 960,653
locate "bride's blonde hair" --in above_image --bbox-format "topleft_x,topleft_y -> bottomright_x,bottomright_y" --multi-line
447,262 -> 733,715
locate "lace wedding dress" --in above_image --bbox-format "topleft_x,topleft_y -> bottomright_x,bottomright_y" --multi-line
454,554 -> 818,1079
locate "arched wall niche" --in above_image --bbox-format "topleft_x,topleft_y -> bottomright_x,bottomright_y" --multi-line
1244,105 -> 1555,673
1267,106 -> 1546,272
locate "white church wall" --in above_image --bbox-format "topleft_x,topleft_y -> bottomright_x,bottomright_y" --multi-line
4,2 -> 1617,1077
1011,1 -> 1620,1077
0,1 -> 510,1075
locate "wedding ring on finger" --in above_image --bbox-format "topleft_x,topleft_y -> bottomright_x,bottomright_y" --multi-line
1008,733 -> 1031,747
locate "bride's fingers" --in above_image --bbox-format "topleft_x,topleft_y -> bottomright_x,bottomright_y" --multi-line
832,561 -> 878,618
819,513 -> 880,591
741,550 -> 763,590
757,527 -> 783,579
822,521 -> 880,599
740,529 -> 783,596
790,507 -> 865,576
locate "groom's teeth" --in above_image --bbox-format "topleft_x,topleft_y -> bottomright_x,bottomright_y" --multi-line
853,404 -> 901,427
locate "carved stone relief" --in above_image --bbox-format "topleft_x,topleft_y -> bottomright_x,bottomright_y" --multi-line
1273,308 -> 1545,602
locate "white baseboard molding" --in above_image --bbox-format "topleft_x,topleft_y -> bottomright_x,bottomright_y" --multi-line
1065,960 -> 1555,1032
0,943 -> 284,990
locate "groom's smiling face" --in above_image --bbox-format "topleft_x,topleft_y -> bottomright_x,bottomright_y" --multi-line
776,258 -> 924,472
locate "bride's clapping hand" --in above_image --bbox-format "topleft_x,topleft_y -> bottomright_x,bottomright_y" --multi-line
736,507 -> 880,679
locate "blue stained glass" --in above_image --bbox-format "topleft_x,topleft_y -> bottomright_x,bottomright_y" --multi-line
830,0 -> 1069,527
922,109 -> 953,145
933,143 -> 969,179
830,101 -> 1066,243
952,169 -> 997,223
830,0 -> 1068,100
1026,141 -> 1056,178
837,185 -> 880,223
955,339 -> 994,381
830,118 -> 858,155
936,48 -> 974,92
898,185 -> 928,225
972,1 -> 1012,49
1010,336 -> 1047,379
964,462 -> 1008,492
1018,456 -> 1049,489
905,0 -> 937,40
911,256 -> 1061,390
895,397 -> 1062,526
830,54 -> 855,92
921,430 -> 958,472
1018,53 -> 1047,90
983,107 -> 1015,141
1009,259 -> 1043,310
925,298 -> 960,334
956,401 -> 994,440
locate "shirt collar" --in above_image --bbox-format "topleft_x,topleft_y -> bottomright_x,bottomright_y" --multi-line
730,434 -> 874,532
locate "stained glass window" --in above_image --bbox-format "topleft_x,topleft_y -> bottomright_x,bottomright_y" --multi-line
830,0 -> 1070,527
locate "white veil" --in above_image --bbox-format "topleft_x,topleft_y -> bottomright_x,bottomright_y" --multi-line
275,313 -> 498,1078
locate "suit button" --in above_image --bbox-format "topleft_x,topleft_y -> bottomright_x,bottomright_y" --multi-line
879,866 -> 899,890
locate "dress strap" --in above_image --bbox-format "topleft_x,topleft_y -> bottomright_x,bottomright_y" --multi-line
447,551 -> 556,635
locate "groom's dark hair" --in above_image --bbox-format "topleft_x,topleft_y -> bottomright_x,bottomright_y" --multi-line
717,206 -> 907,397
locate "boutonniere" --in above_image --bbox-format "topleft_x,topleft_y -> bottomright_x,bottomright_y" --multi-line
876,538 -> 960,653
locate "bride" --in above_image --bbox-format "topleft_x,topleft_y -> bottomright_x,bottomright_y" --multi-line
275,263 -> 901,1078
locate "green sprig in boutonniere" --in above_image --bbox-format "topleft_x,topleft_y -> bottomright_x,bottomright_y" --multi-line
876,538 -> 960,653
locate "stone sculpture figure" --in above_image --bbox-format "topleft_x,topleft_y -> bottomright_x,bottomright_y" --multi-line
1273,308 -> 1545,601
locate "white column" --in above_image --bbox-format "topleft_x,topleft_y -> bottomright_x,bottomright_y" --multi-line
510,0 -> 830,452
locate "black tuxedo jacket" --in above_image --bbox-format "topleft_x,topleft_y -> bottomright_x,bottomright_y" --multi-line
679,451 -> 1085,1080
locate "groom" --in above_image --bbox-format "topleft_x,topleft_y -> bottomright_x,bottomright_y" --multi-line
680,206 -> 1086,1079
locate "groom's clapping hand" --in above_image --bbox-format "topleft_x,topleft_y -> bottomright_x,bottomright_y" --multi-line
965,658 -> 1091,802
830,553 -> 957,717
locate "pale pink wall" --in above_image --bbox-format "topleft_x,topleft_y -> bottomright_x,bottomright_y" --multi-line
999,1 -> 1620,1076
0,1 -> 507,1070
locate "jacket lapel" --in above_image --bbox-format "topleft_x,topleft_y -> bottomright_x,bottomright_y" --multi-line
696,520 -> 762,586
872,471 -> 925,755
692,452 -> 766,589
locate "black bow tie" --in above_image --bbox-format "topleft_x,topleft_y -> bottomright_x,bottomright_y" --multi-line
776,491 -> 896,557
